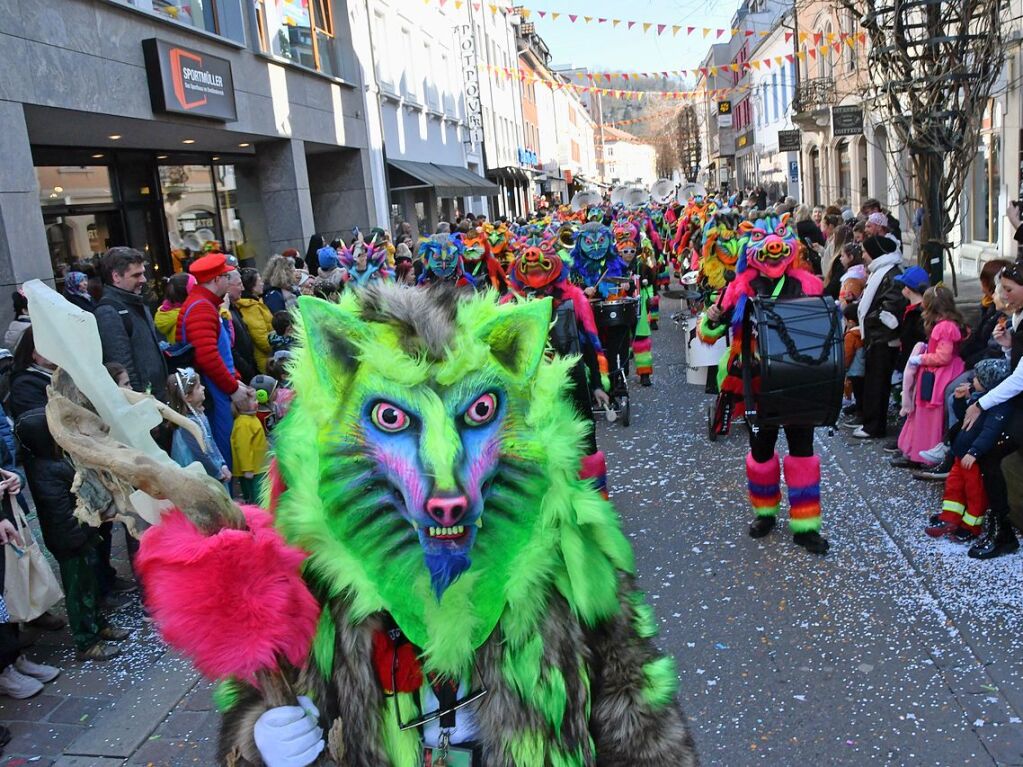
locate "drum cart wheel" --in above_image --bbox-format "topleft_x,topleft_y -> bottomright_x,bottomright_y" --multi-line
707,403 -> 717,441
621,393 -> 631,427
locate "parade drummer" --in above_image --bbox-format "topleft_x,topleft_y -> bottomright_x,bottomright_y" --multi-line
701,213 -> 831,555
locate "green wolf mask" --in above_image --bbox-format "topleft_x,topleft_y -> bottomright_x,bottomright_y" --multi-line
222,284 -> 695,765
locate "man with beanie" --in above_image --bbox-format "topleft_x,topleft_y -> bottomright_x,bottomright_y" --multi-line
861,198 -> 902,245
177,253 -> 254,471
852,235 -> 906,439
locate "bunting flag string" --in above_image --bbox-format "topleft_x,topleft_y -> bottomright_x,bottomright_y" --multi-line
426,0 -> 869,49
608,106 -> 685,127
484,63 -> 752,101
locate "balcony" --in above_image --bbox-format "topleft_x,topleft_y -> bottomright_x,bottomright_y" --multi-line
792,77 -> 837,131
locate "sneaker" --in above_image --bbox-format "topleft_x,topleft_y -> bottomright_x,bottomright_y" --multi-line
912,452 -> 954,481
890,456 -> 921,469
27,611 -> 65,632
0,665 -> 44,699
852,428 -> 876,439
925,520 -> 956,538
919,443 -> 949,466
99,625 -> 131,642
110,576 -> 138,594
14,656 -> 59,683
949,527 -> 979,543
883,440 -> 901,454
76,641 -> 122,662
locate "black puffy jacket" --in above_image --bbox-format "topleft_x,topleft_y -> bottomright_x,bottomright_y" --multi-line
15,408 -> 88,560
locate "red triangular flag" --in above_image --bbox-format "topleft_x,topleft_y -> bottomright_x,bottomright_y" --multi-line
716,28 -> 724,38
784,31 -> 792,43
569,14 -> 578,22
785,53 -> 794,63
687,26 -> 695,34
657,23 -> 666,35
627,20 -> 636,29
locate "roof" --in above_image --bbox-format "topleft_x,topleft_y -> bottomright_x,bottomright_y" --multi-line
602,126 -> 650,144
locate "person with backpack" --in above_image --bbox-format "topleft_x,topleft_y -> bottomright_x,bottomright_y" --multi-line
93,248 -> 167,402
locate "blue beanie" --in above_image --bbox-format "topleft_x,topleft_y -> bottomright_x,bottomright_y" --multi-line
318,246 -> 339,271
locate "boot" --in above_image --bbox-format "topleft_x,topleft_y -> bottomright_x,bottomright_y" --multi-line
784,455 -> 825,549
970,510 -> 997,551
639,374 -> 652,387
748,516 -> 776,538
746,453 -> 780,538
968,514 -> 1019,559
793,530 -> 830,555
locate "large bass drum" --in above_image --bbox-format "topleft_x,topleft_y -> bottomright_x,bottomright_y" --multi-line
743,296 -> 844,428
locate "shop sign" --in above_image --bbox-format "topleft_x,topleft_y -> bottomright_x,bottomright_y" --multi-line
832,105 -> 864,137
735,130 -> 753,152
717,100 -> 733,128
455,25 -> 485,147
778,129 -> 801,152
143,39 -> 237,121
518,147 -> 538,166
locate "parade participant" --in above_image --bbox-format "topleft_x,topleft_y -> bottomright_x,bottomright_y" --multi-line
340,239 -> 390,289
96,283 -> 702,766
417,233 -> 472,286
459,225 -> 508,293
699,210 -> 743,297
569,222 -> 627,298
555,221 -> 578,263
484,221 -> 513,269
507,238 -> 612,492
700,213 -> 830,555
618,236 -> 656,387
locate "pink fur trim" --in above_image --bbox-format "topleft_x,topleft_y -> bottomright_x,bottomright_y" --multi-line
745,452 -> 780,483
782,454 -> 821,487
579,450 -> 607,481
788,268 -> 823,297
136,506 -> 320,683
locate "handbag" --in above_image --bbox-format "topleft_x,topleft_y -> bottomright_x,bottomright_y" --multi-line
919,370 -> 936,401
3,496 -> 63,623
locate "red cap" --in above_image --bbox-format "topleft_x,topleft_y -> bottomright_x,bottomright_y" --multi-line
189,253 -> 233,283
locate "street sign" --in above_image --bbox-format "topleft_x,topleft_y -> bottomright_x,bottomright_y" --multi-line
832,105 -> 864,137
718,167 -> 730,183
778,129 -> 801,152
789,160 -> 799,183
717,100 -> 733,128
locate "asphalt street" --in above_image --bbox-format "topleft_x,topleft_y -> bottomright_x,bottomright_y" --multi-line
5,296 -> 1023,766
602,297 -> 1023,767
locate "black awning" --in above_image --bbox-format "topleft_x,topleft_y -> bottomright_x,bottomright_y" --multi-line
387,159 -> 499,197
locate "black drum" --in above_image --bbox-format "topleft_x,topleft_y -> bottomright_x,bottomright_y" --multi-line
593,298 -> 638,329
744,296 -> 844,428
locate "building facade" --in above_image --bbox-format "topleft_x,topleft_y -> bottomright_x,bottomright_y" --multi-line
601,127 -> 657,188
3,0 -> 385,302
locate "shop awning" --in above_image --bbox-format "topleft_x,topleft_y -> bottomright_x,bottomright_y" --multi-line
387,159 -> 499,197
487,166 -> 530,184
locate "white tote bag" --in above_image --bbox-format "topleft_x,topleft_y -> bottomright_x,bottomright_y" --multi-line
3,498 -> 63,623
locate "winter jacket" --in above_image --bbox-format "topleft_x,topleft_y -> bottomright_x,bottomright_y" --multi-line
154,304 -> 183,343
4,315 -> 30,351
94,286 -> 168,401
859,254 -> 906,347
960,301 -> 1004,369
15,408 -> 89,559
177,287 -> 239,396
229,303 -> 258,383
898,303 -> 926,370
231,413 -> 268,476
235,297 -> 274,373
952,392 -> 1012,459
262,287 -> 295,314
8,366 -> 51,421
63,291 -> 95,314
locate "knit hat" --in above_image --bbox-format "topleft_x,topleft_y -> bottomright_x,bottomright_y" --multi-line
250,374 -> 278,404
841,208 -> 856,223
975,358 -> 1010,392
867,212 -> 888,228
394,242 -> 413,263
318,245 -> 340,271
862,235 -> 898,259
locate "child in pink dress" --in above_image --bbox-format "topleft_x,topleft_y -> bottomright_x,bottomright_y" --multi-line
898,286 -> 967,463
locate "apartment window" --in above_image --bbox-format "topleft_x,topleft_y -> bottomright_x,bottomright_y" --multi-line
121,0 -> 218,33
771,73 -> 779,123
373,11 -> 392,89
255,0 -> 337,75
402,28 -> 417,101
844,10 -> 858,71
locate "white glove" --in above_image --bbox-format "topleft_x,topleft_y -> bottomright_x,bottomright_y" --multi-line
254,696 -> 325,767
879,310 -> 899,330
908,354 -> 923,366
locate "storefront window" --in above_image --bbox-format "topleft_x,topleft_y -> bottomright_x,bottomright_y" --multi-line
36,166 -> 114,209
160,164 -> 221,271
254,0 -> 337,76
837,140 -> 851,200
970,136 -> 1000,244
121,0 -> 218,34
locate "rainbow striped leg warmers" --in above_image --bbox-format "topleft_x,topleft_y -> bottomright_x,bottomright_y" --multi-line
784,455 -> 822,533
746,452 -> 781,518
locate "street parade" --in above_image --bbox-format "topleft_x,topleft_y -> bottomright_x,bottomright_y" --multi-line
1,0 -> 1023,765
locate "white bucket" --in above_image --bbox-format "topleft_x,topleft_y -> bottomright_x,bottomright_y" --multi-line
685,316 -> 727,385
